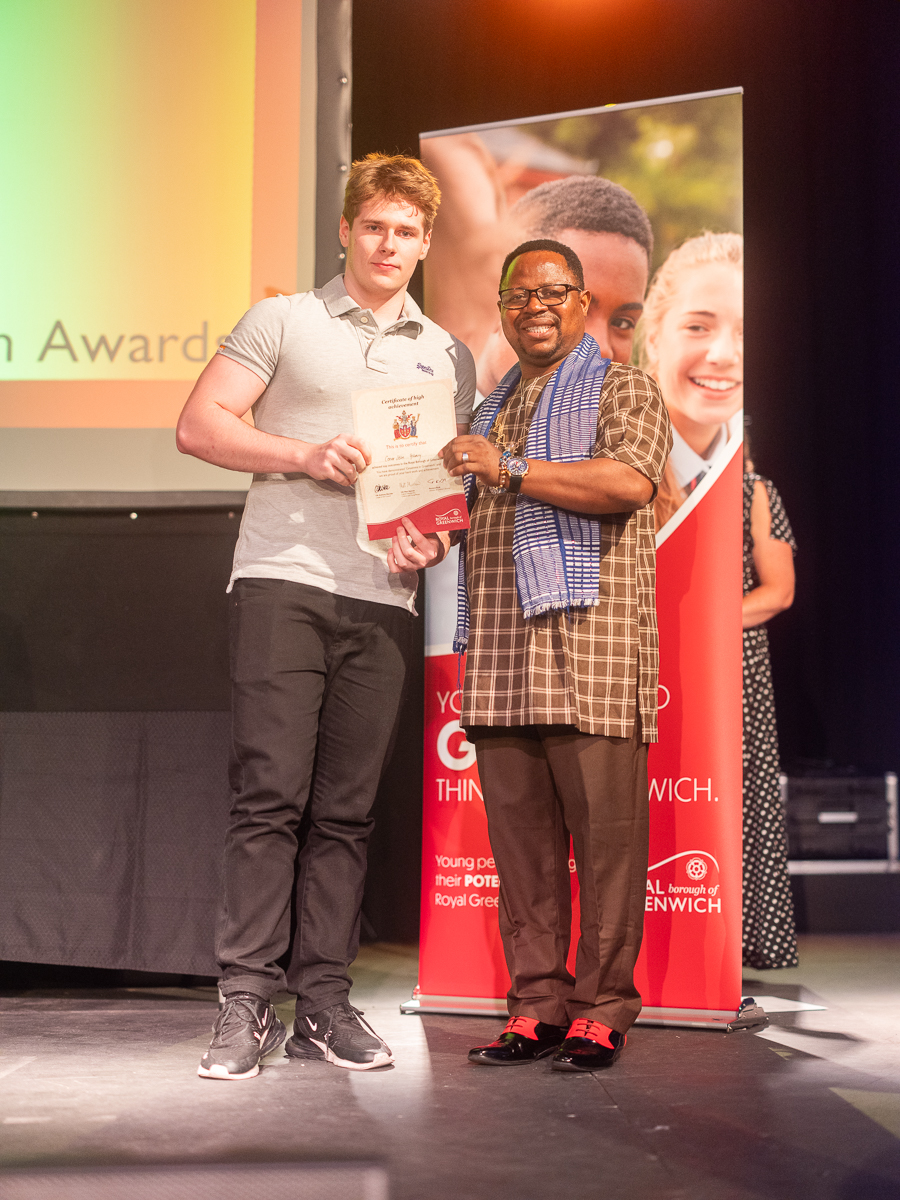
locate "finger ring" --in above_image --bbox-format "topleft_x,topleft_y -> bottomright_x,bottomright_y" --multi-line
462,451 -> 469,463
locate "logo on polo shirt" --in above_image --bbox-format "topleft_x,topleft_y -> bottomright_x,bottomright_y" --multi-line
416,362 -> 434,376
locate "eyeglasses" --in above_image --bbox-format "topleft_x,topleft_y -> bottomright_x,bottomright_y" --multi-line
498,284 -> 581,309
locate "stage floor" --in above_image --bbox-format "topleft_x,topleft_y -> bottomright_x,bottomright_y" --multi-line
2,935 -> 899,1199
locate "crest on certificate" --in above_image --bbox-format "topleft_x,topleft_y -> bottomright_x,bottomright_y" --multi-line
393,410 -> 419,440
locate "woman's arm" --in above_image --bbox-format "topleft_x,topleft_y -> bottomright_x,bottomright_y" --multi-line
743,480 -> 795,629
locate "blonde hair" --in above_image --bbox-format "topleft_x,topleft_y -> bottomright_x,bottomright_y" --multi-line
644,232 -> 744,534
342,153 -> 442,234
639,231 -> 743,376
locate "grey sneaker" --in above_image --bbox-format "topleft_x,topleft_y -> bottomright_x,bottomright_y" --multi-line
198,992 -> 286,1080
286,1002 -> 393,1071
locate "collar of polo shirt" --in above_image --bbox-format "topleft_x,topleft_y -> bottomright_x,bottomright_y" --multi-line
321,275 -> 424,335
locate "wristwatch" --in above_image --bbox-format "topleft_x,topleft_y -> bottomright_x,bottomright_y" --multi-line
499,453 -> 529,494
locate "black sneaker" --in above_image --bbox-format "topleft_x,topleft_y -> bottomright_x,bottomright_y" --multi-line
286,1002 -> 393,1071
198,992 -> 286,1080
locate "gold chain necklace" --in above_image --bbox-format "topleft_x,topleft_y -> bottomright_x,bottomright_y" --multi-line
491,368 -> 555,455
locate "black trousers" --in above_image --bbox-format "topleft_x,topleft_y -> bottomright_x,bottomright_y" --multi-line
467,722 -> 649,1034
217,578 -> 413,1013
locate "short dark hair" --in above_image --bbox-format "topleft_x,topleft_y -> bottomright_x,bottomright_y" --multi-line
500,239 -> 585,290
511,175 -> 653,261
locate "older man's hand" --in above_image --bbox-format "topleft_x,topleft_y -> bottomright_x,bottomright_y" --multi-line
440,434 -> 503,489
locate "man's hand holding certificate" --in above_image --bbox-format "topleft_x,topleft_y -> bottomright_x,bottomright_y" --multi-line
352,378 -> 469,542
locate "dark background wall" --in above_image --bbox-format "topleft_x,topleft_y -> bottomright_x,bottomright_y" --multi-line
2,0 -> 898,963
0,507 -> 422,947
353,0 -> 900,775
0,510 -> 236,713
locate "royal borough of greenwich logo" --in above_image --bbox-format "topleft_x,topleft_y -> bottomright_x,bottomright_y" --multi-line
645,850 -> 721,915
393,410 -> 419,440
685,856 -> 708,881
434,507 -> 463,527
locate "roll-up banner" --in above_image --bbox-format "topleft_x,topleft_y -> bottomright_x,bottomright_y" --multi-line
405,89 -> 745,1028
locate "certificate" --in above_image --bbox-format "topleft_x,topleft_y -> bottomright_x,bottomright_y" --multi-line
352,378 -> 469,541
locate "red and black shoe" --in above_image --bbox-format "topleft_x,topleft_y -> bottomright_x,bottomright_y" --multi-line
468,1015 -> 569,1066
551,1018 -> 626,1072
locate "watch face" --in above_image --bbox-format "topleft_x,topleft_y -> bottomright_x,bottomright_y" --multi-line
506,456 -> 528,477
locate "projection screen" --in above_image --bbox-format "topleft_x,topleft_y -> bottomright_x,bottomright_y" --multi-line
0,0 -> 316,505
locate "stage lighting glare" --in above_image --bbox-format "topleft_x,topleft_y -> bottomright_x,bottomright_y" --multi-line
650,138 -> 675,158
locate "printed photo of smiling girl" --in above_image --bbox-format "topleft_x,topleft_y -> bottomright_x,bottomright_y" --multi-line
639,232 -> 744,533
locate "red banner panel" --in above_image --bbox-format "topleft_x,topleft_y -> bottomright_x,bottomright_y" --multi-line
412,89 -> 744,1027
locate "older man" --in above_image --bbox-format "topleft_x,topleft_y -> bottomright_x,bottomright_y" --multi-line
419,130 -> 653,390
476,176 -> 653,394
441,239 -> 670,1071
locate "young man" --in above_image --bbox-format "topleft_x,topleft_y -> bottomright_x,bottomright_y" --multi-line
441,240 -> 670,1071
177,154 -> 475,1080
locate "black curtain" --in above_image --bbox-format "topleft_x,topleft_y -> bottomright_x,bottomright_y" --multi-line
0,506 -> 424,969
352,0 -> 900,775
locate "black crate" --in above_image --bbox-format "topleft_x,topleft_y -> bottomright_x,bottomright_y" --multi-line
785,776 -> 890,860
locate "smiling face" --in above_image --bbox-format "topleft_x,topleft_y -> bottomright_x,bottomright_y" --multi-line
648,262 -> 743,439
339,194 -> 431,308
556,229 -> 648,361
499,250 -> 590,377
477,231 -> 647,395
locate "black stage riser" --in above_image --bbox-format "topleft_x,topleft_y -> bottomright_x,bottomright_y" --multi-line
0,712 -> 228,976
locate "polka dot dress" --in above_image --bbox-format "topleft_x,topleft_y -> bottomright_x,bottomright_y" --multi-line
742,473 -> 799,970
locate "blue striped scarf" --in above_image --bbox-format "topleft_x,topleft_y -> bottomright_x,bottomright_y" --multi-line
454,334 -> 610,653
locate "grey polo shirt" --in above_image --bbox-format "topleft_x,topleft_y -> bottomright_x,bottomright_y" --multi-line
219,275 -> 476,612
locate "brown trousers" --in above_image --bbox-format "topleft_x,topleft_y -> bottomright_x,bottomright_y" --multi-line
467,723 -> 649,1034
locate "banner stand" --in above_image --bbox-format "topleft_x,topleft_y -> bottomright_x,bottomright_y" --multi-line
411,89 -> 746,1033
409,447 -> 750,1036
399,995 -> 768,1033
